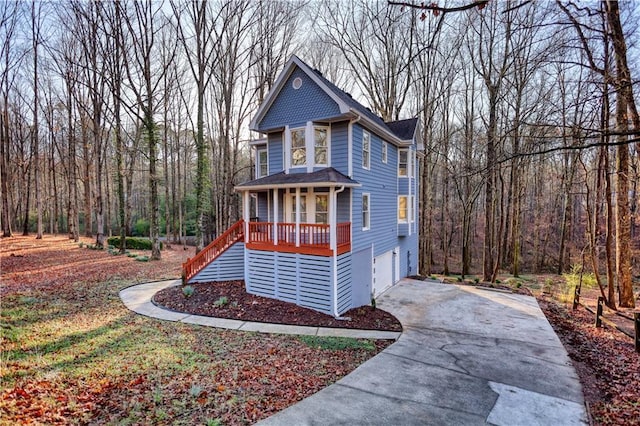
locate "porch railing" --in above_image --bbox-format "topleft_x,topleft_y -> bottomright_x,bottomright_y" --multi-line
247,221 -> 351,256
182,219 -> 245,284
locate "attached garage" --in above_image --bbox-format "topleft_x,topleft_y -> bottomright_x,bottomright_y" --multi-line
373,247 -> 399,297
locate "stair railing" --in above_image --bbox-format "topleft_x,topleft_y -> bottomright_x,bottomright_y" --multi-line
182,219 -> 245,284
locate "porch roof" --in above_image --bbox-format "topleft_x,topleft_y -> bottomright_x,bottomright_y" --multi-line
235,167 -> 360,191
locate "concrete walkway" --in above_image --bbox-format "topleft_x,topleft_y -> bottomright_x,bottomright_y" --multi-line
120,279 -> 588,425
257,279 -> 589,426
119,280 -> 401,340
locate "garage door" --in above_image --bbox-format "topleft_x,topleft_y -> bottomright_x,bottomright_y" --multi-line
373,250 -> 394,296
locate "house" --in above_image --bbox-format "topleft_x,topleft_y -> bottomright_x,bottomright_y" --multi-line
182,56 -> 421,317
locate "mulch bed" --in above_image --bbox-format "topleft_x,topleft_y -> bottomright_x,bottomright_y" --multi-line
153,280 -> 402,332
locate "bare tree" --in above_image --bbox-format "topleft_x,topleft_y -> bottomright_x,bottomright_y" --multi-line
120,0 -> 176,260
0,0 -> 21,237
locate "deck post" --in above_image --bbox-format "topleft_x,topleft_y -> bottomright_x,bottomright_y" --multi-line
295,187 -> 301,247
329,187 -> 337,252
243,191 -> 250,242
273,188 -> 279,245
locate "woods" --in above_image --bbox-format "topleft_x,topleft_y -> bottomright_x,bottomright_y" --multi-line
0,0 -> 637,307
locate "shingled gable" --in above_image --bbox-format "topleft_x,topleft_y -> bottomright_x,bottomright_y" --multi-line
236,167 -> 360,191
249,55 -> 417,146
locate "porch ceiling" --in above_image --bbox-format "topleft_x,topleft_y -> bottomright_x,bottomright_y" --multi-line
235,167 -> 360,191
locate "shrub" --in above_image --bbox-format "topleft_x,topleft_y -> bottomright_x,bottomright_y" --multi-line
213,296 -> 228,307
135,255 -> 150,262
106,237 -> 162,251
182,285 -> 195,298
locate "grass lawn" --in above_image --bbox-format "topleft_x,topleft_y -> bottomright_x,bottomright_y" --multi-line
0,235 -> 389,425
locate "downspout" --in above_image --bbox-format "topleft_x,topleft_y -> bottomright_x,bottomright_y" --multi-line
348,114 -> 361,178
333,185 -> 347,318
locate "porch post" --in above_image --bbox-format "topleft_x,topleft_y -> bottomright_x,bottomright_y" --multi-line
330,187 -> 337,252
295,187 -> 301,247
273,188 -> 279,245
242,191 -> 250,240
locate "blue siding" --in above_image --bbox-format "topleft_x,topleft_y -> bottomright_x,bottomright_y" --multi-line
351,124 -> 399,258
398,234 -> 419,277
259,68 -> 341,131
337,252 -> 352,313
257,192 -> 269,221
189,242 -> 245,283
268,132 -> 283,174
351,246 -> 372,307
337,191 -> 350,223
330,121 -> 349,176
246,249 -> 340,315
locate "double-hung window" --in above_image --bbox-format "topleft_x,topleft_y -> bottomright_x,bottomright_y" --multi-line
362,131 -> 370,169
398,196 -> 408,223
314,127 -> 328,166
398,150 -> 408,177
290,128 -> 306,166
362,193 -> 370,230
256,148 -> 268,178
315,194 -> 328,224
291,195 -> 307,223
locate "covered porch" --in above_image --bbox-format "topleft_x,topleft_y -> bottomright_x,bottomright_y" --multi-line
236,167 -> 360,257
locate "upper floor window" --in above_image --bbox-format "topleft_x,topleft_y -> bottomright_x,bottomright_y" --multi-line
398,195 -> 415,224
398,196 -> 408,223
291,128 -> 306,166
362,193 -> 370,230
398,149 -> 408,177
362,131 -> 370,169
314,127 -> 328,165
382,141 -> 388,163
256,148 -> 268,178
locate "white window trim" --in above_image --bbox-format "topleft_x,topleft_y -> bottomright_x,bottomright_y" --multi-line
256,147 -> 268,178
398,195 -> 408,224
285,189 -> 329,224
398,149 -> 409,178
362,193 -> 370,231
362,131 -> 371,170
382,141 -> 388,164
313,125 -> 330,168
410,195 -> 415,224
289,126 -> 307,169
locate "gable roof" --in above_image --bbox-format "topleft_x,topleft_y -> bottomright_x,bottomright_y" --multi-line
250,55 -> 418,147
235,167 -> 360,191
386,118 -> 419,140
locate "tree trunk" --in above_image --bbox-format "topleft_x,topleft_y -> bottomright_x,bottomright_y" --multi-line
606,0 -> 634,308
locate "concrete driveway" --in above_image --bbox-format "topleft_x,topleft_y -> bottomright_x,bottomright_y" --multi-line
258,279 -> 588,425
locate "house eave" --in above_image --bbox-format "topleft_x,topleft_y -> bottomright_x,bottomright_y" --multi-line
236,181 -> 361,192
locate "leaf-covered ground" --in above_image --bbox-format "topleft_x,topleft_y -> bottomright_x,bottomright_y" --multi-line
537,296 -> 640,426
0,235 -> 391,425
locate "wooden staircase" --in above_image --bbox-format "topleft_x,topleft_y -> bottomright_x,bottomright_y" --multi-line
182,219 -> 245,284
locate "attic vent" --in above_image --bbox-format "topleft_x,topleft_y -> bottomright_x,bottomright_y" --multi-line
292,77 -> 302,90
